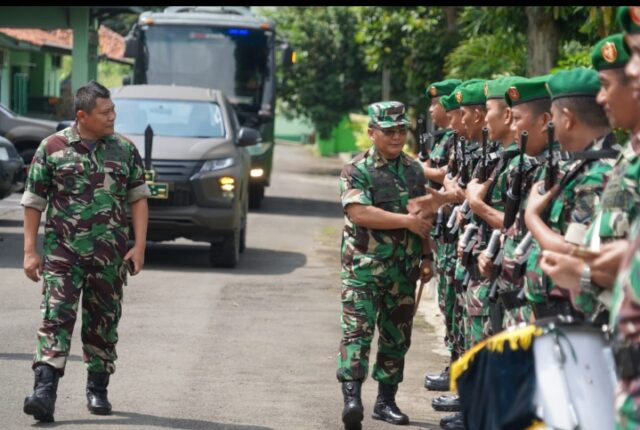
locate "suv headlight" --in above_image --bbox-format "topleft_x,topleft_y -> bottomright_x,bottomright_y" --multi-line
0,147 -> 9,161
199,157 -> 234,173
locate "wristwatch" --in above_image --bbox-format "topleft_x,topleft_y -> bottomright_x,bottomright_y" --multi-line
579,264 -> 597,295
421,252 -> 434,262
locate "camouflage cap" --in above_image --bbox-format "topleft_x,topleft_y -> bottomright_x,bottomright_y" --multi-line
425,79 -> 462,99
505,75 -> 552,107
591,33 -> 630,71
485,76 -> 527,100
368,101 -> 411,129
546,68 -> 600,101
456,80 -> 487,106
617,6 -> 640,34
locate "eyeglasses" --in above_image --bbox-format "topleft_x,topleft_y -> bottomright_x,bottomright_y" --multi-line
375,126 -> 408,137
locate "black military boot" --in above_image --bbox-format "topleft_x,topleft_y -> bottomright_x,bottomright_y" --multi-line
23,364 -> 61,423
341,381 -> 363,430
424,366 -> 450,391
372,382 -> 409,425
86,371 -> 112,415
440,412 -> 464,430
432,394 -> 460,412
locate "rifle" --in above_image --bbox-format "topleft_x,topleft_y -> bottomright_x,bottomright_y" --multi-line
537,122 -> 556,194
503,131 -> 528,230
461,223 -> 479,267
447,130 -> 460,179
445,205 -> 461,242
485,230 -> 503,303
458,136 -> 469,188
512,231 -> 534,280
479,127 -> 489,183
418,116 -> 430,162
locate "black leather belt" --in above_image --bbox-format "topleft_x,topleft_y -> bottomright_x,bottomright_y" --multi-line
531,297 -> 584,321
498,289 -> 526,310
613,342 -> 640,380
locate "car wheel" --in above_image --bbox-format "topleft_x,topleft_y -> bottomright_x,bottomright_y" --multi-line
249,184 -> 264,210
19,147 -> 36,166
209,229 -> 240,268
239,227 -> 246,253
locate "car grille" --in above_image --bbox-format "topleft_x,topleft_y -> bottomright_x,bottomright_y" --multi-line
148,188 -> 195,207
147,160 -> 200,207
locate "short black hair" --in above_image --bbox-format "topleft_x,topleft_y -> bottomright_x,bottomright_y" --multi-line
553,96 -> 609,129
74,80 -> 110,114
527,98 -> 551,119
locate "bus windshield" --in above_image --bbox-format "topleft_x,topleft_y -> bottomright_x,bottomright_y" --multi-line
144,25 -> 269,109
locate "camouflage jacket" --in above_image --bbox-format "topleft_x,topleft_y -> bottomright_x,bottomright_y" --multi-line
523,135 -> 616,302
21,125 -> 150,266
430,129 -> 454,168
339,146 -> 426,282
610,217 -> 640,344
576,137 -> 640,313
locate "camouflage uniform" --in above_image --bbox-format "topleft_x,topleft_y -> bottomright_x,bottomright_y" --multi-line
524,136 -> 615,305
21,125 -> 150,375
573,139 -> 640,314
429,130 -> 457,352
497,152 -> 540,327
464,142 -> 518,346
611,217 -> 640,429
337,102 -> 426,385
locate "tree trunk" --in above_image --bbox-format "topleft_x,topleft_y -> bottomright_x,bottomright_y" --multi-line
382,67 -> 390,100
526,7 -> 559,76
442,6 -> 458,33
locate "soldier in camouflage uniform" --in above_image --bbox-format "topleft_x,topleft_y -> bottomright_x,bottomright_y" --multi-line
463,76 -> 524,347
420,79 -> 462,393
22,81 -> 150,422
490,76 -> 554,328
523,69 -> 619,320
337,101 -> 431,429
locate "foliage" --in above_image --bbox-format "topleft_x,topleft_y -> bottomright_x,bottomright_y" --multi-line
552,40 -> 593,73
261,7 -> 378,140
59,57 -> 131,89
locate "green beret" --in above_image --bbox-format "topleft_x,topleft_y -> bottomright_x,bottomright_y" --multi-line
440,92 -> 459,112
426,79 -> 462,99
591,33 -> 630,71
505,75 -> 551,107
546,68 -> 600,101
485,76 -> 527,101
456,80 -> 487,107
617,6 -> 640,34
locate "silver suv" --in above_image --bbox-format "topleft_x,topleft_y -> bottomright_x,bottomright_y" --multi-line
112,85 -> 259,268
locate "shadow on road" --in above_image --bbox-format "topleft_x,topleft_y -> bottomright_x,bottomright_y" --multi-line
42,410 -> 273,429
144,244 -> 307,275
0,218 -> 24,228
257,196 -> 342,218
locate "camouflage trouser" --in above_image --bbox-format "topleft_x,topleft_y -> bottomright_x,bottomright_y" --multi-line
35,259 -> 126,376
616,377 -> 640,429
337,265 -> 416,385
436,242 -> 457,353
464,278 -> 492,347
451,259 -> 467,356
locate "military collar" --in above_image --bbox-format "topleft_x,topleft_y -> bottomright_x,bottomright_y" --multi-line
66,123 -> 119,147
369,146 -> 412,168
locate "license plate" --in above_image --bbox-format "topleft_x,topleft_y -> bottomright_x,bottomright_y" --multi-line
147,182 -> 169,199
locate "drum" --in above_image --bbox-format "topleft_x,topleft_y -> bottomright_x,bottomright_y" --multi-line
532,320 -> 617,430
451,321 -> 618,430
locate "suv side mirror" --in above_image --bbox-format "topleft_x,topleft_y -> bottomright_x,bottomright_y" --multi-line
56,120 -> 74,132
237,127 -> 262,147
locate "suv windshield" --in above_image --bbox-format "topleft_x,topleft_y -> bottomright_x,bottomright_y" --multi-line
114,99 -> 225,138
144,25 -> 269,108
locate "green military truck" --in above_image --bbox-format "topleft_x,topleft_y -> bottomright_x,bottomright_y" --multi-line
124,6 -> 292,209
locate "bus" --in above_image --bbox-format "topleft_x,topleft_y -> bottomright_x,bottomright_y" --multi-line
124,6 -> 292,209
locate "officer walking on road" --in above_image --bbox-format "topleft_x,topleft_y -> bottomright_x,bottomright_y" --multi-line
21,80 -> 150,422
337,101 -> 432,429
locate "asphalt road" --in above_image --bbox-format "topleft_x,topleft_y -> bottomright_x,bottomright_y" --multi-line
0,141 -> 450,430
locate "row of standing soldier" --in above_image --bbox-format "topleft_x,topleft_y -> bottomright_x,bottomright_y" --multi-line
412,7 -> 640,429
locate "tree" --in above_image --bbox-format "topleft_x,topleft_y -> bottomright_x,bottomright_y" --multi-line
262,7 -> 379,140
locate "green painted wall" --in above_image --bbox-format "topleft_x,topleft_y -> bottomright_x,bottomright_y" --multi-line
0,48 -> 8,106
